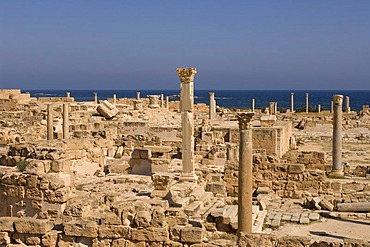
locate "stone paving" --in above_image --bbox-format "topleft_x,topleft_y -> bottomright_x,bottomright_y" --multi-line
264,210 -> 320,229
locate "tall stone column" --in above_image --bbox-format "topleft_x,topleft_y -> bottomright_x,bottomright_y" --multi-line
63,103 -> 69,139
209,92 -> 216,120
113,94 -> 117,104
47,104 -> 53,140
66,92 -> 71,98
237,112 -> 254,234
305,93 -> 309,113
251,99 -> 255,113
345,96 -> 350,113
331,95 -> 344,177
165,96 -> 169,111
136,91 -> 141,100
94,92 -> 98,104
177,68 -> 197,182
290,92 -> 294,112
318,104 -> 321,113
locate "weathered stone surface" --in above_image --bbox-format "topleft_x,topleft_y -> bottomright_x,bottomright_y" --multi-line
42,230 -> 60,247
97,100 -> 119,119
287,164 -> 305,174
180,227 -> 204,243
14,218 -> 54,234
0,217 -> 15,231
0,232 -> 11,245
319,199 -> 334,211
131,227 -> 169,242
134,210 -> 151,227
98,225 -> 131,239
64,220 -> 98,238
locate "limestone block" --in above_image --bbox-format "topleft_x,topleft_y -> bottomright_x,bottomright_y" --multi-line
26,235 -> 41,245
111,238 -> 129,247
287,164 -> 305,174
152,207 -> 166,227
26,175 -> 39,188
319,199 -> 334,211
98,225 -> 131,239
64,220 -> 98,238
24,159 -> 46,175
92,238 -> 112,247
342,182 -> 364,193
42,230 -> 60,247
0,232 -> 10,245
44,187 -> 70,203
26,188 -> 43,201
206,182 -> 225,195
131,227 -> 169,242
14,218 -> 54,234
134,210 -> 151,227
97,100 -> 119,119
0,217 -> 15,231
51,159 -> 71,172
180,227 -> 204,243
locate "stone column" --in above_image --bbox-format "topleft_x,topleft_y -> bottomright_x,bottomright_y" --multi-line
63,103 -> 69,139
148,95 -> 160,108
290,92 -> 294,112
113,94 -> 117,104
237,112 -> 254,234
305,93 -> 309,113
251,99 -> 255,113
133,100 -> 143,110
165,96 -> 169,111
209,92 -> 216,120
330,101 -> 334,113
66,92 -> 71,98
47,104 -> 53,140
177,68 -> 197,182
317,104 -> 321,113
331,94 -> 344,177
136,91 -> 140,100
160,94 -> 164,108
94,92 -> 98,104
269,102 -> 277,115
345,96 -> 350,113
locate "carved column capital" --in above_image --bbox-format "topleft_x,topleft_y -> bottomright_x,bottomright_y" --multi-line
333,95 -> 343,106
176,68 -> 197,84
237,113 -> 254,130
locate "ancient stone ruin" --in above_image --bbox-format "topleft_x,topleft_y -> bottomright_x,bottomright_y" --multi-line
0,73 -> 370,246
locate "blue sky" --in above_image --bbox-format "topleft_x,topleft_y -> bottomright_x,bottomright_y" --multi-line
1,1 -> 370,90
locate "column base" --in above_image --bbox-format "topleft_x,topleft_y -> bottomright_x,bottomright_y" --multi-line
179,172 -> 198,182
328,170 -> 344,178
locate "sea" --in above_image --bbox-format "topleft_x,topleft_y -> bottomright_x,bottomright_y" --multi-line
25,90 -> 370,112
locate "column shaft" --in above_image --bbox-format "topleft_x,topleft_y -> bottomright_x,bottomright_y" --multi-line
305,93 -> 309,113
251,99 -> 255,113
209,92 -> 215,120
47,104 -> 53,140
290,93 -> 294,112
331,95 -> 344,177
63,103 -> 69,139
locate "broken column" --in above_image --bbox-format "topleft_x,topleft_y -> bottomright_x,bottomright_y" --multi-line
209,92 -> 216,120
93,92 -> 98,104
113,94 -> 117,104
66,92 -> 70,98
47,104 -> 53,140
136,91 -> 141,100
97,100 -> 119,119
318,104 -> 321,113
305,93 -> 309,113
237,112 -> 254,234
133,100 -> 143,110
269,102 -> 277,115
330,101 -> 334,113
345,96 -> 350,113
160,94 -> 164,108
148,95 -> 160,108
251,99 -> 255,113
165,96 -> 169,111
330,94 -> 344,178
290,92 -> 294,112
63,103 -> 69,139
177,68 -> 197,182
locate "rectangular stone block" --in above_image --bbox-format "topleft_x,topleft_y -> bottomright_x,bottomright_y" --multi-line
287,164 -> 305,174
131,227 -> 168,242
0,217 -> 15,232
180,227 -> 203,243
14,218 -> 54,234
64,220 -> 98,238
98,225 -> 131,239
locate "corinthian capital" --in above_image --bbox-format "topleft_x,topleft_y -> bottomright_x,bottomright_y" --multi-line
237,113 -> 254,130
333,95 -> 343,106
176,68 -> 197,84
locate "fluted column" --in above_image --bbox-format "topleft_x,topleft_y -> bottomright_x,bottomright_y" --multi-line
63,103 -> 69,139
209,92 -> 216,120
290,92 -> 294,113
47,104 -> 53,140
238,112 -> 254,234
177,68 -> 197,182
331,95 -> 344,177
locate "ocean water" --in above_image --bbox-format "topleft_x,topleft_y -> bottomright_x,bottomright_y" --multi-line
26,90 -> 370,112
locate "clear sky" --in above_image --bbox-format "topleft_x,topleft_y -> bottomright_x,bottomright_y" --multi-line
1,1 -> 369,90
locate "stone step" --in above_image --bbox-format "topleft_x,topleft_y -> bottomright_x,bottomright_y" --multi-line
184,200 -> 203,216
